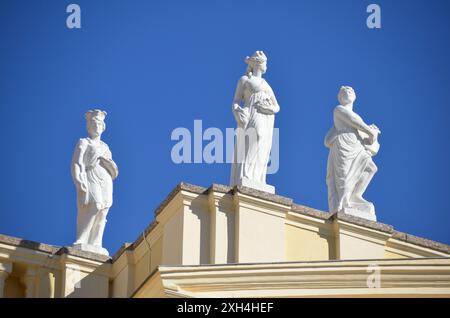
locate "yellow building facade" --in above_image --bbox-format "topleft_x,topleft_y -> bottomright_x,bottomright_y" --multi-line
1,183 -> 450,298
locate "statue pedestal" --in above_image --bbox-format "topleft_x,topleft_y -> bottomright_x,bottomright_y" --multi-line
73,243 -> 109,256
238,177 -> 275,194
342,202 -> 377,222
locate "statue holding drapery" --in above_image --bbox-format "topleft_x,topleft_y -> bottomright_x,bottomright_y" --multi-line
325,86 -> 380,221
230,51 -> 280,194
71,109 -> 118,255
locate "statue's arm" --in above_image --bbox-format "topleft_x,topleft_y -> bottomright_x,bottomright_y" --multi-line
232,77 -> 249,128
102,144 -> 113,159
71,139 -> 88,192
268,85 -> 280,114
335,106 -> 375,139
324,126 -> 337,148
232,77 -> 245,110
100,144 -> 119,180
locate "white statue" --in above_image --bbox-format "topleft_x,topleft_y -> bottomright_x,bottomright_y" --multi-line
71,110 -> 118,255
325,86 -> 380,221
230,51 -> 280,194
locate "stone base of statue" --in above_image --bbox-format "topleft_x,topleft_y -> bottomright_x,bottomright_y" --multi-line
342,202 -> 377,222
73,243 -> 109,256
238,177 -> 275,194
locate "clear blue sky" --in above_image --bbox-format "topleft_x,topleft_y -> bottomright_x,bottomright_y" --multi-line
1,0 -> 449,254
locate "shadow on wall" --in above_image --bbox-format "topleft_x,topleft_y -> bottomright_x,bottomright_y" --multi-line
66,262 -> 111,298
190,195 -> 211,265
2,239 -> 112,298
3,239 -> 59,298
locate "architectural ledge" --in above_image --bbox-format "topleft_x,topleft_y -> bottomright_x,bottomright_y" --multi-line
0,234 -> 60,255
391,231 -> 450,255
0,234 -> 111,263
2,182 -> 450,298
157,256 -> 450,272
120,182 -> 450,262
134,257 -> 450,298
2,182 -> 450,268
56,246 -> 111,263
153,182 -> 293,217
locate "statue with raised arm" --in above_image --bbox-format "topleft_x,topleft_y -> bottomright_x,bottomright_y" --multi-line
71,109 -> 118,255
325,86 -> 380,221
230,51 -> 280,194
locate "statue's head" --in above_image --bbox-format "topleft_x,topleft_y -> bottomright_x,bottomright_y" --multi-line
245,51 -> 267,77
338,86 -> 356,105
85,109 -> 107,138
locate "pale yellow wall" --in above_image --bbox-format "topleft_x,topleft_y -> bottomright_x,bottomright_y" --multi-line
234,194 -> 288,263
2,187 -> 450,298
151,237 -> 163,270
134,251 -> 150,289
110,222 -> 164,297
36,269 -> 55,298
384,239 -> 448,259
4,276 -> 25,298
181,198 -> 210,265
65,271 -> 109,298
133,272 -> 165,298
209,193 -> 235,264
161,207 -> 184,265
116,188 -> 450,297
334,221 -> 391,260
385,250 -> 407,259
6,267 -> 56,298
236,205 -> 284,262
63,263 -> 109,298
158,191 -> 211,266
112,260 -> 133,298
338,233 -> 385,260
286,224 -> 333,261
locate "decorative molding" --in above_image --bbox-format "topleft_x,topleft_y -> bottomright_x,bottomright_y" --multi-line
152,258 -> 450,297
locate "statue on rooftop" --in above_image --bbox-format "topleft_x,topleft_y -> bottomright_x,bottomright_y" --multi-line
230,51 -> 280,194
325,86 -> 380,221
71,109 -> 118,255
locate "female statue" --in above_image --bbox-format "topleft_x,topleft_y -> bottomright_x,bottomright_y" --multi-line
325,86 -> 380,221
71,109 -> 118,255
230,51 -> 280,193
